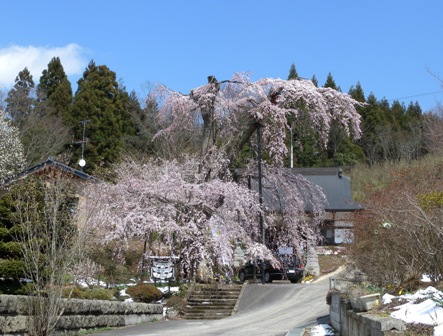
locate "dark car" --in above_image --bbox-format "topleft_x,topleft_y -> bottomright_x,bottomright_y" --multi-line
238,256 -> 305,284
280,255 -> 304,283
238,260 -> 283,283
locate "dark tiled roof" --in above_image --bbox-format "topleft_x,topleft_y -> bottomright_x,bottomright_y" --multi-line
0,158 -> 100,196
296,169 -> 362,211
236,167 -> 362,212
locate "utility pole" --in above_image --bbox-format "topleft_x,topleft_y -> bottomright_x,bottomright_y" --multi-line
78,120 -> 90,169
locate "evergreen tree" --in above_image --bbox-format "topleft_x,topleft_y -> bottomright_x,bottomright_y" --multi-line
121,90 -> 163,156
0,193 -> 26,285
70,60 -> 124,173
38,57 -> 73,122
405,101 -> 422,123
118,87 -> 140,137
323,72 -> 341,91
5,61 -> 73,166
311,75 -> 318,87
5,68 -> 35,127
356,93 -> 387,165
348,82 -> 366,103
389,100 -> 407,131
287,63 -> 299,80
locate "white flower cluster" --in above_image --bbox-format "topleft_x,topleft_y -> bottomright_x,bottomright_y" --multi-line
0,111 -> 25,183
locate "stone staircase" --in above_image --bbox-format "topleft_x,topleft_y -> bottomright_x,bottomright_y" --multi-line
184,283 -> 244,320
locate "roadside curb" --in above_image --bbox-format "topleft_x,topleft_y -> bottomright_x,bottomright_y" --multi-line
231,282 -> 247,315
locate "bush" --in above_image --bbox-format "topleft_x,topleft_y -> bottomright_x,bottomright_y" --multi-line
0,259 -> 25,278
63,286 -> 83,299
0,278 -> 29,294
125,283 -> 163,303
62,286 -> 115,300
82,288 -> 115,300
349,156 -> 443,288
177,282 -> 190,298
165,295 -> 186,315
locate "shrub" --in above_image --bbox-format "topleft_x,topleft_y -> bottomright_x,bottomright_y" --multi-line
177,282 -> 190,298
62,286 -> 115,300
0,278 -> 29,294
165,295 -> 186,315
0,259 -> 25,278
349,156 -> 443,287
63,286 -> 83,299
126,283 -> 163,303
81,288 -> 115,300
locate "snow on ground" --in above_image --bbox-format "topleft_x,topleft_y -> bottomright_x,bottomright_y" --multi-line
309,324 -> 335,336
383,286 -> 443,336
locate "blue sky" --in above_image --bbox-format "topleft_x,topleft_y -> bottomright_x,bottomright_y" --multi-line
1,1 -> 442,112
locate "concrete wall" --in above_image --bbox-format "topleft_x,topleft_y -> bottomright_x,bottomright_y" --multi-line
330,291 -> 405,336
0,295 -> 163,336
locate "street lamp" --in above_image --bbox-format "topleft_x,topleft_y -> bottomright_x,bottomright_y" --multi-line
78,120 -> 89,169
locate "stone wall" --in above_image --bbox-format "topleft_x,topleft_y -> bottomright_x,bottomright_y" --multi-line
330,291 -> 405,336
0,295 -> 163,335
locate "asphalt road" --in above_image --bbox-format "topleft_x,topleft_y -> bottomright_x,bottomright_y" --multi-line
89,277 -> 331,336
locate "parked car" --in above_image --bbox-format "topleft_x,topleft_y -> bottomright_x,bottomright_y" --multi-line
238,256 -> 305,284
238,260 -> 283,283
280,255 -> 304,283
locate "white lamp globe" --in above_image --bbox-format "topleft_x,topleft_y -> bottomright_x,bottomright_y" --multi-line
79,159 -> 86,167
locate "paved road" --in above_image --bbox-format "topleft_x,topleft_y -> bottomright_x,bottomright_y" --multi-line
90,277 -> 331,336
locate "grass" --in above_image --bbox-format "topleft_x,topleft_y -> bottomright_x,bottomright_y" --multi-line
318,250 -> 347,275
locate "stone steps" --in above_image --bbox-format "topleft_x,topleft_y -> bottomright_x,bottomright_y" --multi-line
183,284 -> 243,320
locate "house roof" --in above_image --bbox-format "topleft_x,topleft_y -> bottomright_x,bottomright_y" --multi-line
291,168 -> 362,212
0,157 -> 100,197
236,167 -> 362,213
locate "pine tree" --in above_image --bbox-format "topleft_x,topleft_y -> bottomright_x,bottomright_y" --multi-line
405,101 -> 422,123
5,68 -> 35,127
389,100 -> 407,131
0,193 -> 26,285
320,74 -> 356,164
70,60 -> 124,172
38,57 -> 73,122
348,82 -> 366,103
287,63 -> 299,80
120,90 -> 163,156
311,75 -> 319,87
323,72 -> 341,91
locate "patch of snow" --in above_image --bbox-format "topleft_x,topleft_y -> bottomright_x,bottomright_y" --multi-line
389,286 -> 443,336
421,274 -> 432,283
391,299 -> 442,325
435,324 -> 443,336
158,286 -> 179,294
310,324 -> 335,336
382,293 -> 396,304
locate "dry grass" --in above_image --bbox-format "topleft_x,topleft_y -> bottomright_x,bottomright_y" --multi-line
318,250 -> 348,275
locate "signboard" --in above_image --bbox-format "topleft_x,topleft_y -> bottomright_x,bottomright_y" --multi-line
278,246 -> 293,255
149,256 -> 178,282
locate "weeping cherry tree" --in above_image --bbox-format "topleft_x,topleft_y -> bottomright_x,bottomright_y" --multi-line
88,73 -> 362,278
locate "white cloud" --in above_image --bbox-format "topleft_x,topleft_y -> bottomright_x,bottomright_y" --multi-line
0,44 -> 88,87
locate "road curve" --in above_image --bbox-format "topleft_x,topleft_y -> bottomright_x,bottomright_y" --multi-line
90,276 -> 331,336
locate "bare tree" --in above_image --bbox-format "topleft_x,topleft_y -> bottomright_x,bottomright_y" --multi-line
12,176 -> 95,336
423,106 -> 443,154
18,112 -> 72,166
350,157 -> 443,288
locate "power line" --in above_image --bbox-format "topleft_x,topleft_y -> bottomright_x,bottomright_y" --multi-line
387,90 -> 442,102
